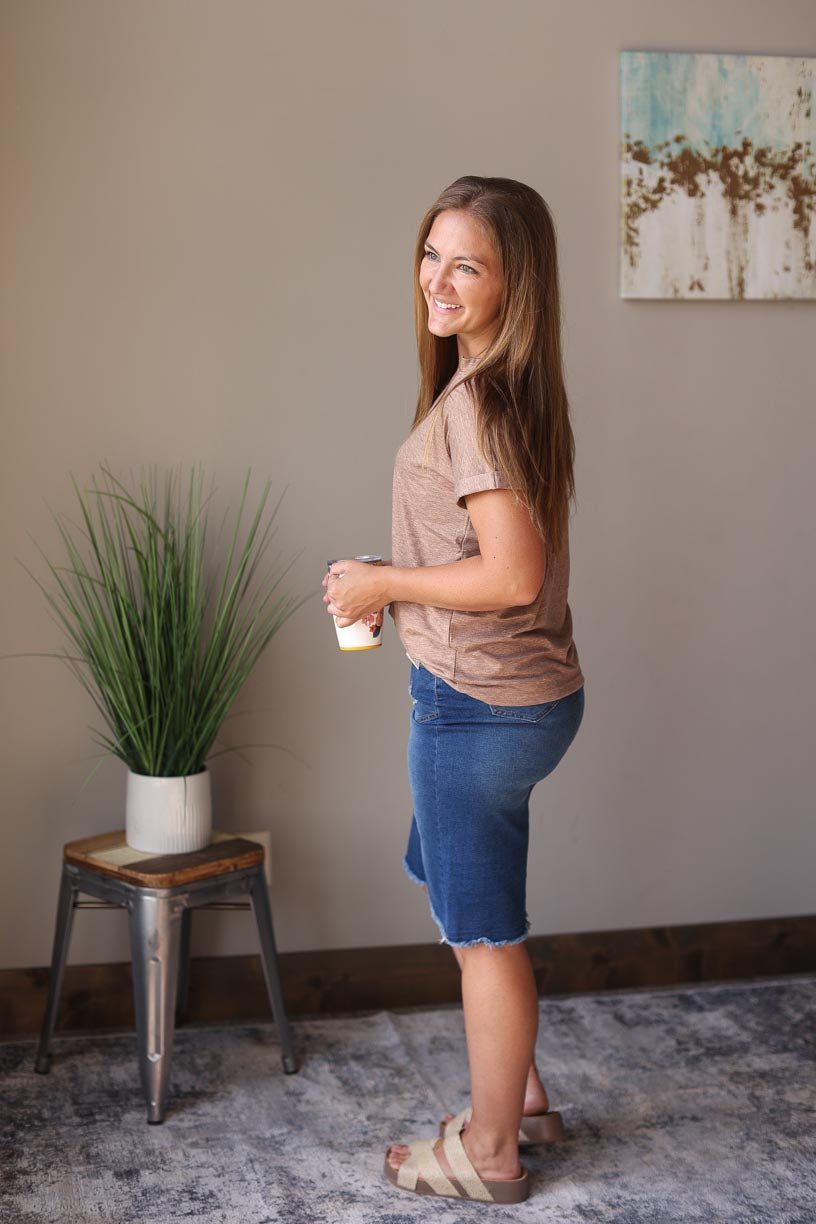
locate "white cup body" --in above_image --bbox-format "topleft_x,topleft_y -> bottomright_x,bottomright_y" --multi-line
334,609 -> 384,651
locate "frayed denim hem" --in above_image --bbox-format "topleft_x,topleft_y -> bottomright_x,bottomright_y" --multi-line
402,855 -> 427,888
403,856 -> 530,948
426,892 -> 531,950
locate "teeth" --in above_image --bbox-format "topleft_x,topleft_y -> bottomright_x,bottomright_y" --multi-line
434,298 -> 462,310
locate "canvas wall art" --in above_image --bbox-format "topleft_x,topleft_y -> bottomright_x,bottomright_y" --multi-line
620,52 -> 815,299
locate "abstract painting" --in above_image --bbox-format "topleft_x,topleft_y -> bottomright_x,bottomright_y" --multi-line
620,52 -> 816,299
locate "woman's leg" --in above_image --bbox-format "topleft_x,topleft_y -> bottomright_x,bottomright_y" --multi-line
387,938 -> 536,1180
389,674 -> 585,1181
458,941 -> 538,1172
447,940 -> 550,1116
412,884 -> 551,1120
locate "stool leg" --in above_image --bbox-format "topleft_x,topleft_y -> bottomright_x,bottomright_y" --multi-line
248,865 -> 298,1074
128,892 -> 183,1123
175,907 -> 192,1024
35,866 -> 79,1073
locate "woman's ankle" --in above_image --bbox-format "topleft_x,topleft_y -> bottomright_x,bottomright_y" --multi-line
464,1120 -> 522,1170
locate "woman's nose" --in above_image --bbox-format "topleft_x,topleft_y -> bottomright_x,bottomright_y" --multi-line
428,263 -> 450,293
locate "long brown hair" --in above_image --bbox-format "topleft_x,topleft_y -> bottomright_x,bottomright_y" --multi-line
412,176 -> 576,560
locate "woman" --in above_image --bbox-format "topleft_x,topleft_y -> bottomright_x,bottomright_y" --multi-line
322,176 -> 585,1205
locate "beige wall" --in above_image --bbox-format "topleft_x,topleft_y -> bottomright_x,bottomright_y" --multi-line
1,0 -> 814,970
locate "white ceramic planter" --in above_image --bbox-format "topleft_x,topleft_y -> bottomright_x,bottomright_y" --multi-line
125,768 -> 212,854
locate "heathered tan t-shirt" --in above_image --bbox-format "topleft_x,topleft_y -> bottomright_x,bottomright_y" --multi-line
389,354 -> 584,705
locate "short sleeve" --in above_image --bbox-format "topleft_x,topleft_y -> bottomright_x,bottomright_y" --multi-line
443,383 -> 509,509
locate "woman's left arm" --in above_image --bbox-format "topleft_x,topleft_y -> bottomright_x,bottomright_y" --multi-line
324,489 -> 545,625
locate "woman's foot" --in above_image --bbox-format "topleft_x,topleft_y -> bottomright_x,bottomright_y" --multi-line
386,1119 -> 522,1183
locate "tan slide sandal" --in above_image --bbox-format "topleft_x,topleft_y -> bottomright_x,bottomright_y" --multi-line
440,1104 -> 566,1147
384,1123 -> 530,1204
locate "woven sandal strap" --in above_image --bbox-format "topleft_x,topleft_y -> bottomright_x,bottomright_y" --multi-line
397,1139 -> 461,1197
442,1127 -> 495,1202
443,1106 -> 472,1137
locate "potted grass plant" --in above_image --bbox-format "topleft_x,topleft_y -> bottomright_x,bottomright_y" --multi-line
30,464 -> 308,853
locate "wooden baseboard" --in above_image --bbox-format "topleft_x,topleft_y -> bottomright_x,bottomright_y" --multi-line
3,913 -> 815,1040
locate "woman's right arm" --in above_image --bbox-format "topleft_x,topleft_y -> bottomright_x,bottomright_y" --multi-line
386,488 -> 545,612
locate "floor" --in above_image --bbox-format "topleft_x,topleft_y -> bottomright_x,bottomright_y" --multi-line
3,975 -> 815,1223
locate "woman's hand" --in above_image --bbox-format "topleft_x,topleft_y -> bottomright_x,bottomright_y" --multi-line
322,559 -> 391,628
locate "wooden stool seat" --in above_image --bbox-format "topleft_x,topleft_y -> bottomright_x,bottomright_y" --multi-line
36,828 -> 298,1123
63,829 -> 266,887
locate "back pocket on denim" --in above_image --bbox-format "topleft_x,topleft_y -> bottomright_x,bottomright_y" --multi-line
488,697 -> 562,723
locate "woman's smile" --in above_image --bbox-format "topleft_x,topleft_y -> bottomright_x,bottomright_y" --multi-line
431,296 -> 463,313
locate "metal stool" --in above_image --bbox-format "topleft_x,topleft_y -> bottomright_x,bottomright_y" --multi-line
35,830 -> 298,1123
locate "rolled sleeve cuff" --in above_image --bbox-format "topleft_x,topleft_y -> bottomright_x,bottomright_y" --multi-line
454,471 -> 509,509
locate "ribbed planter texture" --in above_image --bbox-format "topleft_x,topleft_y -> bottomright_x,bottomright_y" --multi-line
125,767 -> 212,853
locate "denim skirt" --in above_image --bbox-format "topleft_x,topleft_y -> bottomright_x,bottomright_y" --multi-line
403,661 -> 585,948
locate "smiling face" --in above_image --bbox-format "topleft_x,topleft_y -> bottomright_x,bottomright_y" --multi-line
419,209 -> 504,359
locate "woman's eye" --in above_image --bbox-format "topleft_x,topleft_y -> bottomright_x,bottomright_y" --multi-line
424,250 -> 476,274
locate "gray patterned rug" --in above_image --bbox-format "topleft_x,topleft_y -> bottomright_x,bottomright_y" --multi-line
2,976 -> 815,1223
